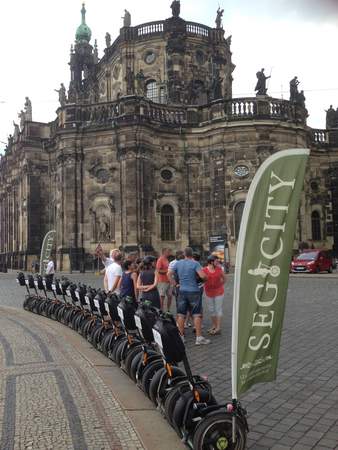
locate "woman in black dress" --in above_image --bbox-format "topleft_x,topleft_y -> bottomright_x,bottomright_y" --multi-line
136,256 -> 160,309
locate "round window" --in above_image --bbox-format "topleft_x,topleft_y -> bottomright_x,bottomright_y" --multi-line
145,51 -> 156,65
161,169 -> 173,181
234,165 -> 249,178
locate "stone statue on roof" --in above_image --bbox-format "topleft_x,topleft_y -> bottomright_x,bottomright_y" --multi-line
18,110 -> 25,130
105,32 -> 111,48
255,68 -> 270,96
215,7 -> 224,29
122,9 -> 131,27
24,97 -> 32,121
55,83 -> 67,107
325,105 -> 337,129
171,0 -> 180,18
13,121 -> 20,142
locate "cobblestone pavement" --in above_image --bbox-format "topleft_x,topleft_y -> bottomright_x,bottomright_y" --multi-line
0,293 -> 145,449
1,271 -> 338,449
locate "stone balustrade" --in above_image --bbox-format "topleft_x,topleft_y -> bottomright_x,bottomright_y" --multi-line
312,129 -> 329,145
118,20 -> 213,42
58,95 -> 313,138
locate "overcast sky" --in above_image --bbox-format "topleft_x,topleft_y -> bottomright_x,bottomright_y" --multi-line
0,0 -> 337,153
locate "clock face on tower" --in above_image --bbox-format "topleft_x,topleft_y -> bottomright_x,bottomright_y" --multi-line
234,165 -> 249,178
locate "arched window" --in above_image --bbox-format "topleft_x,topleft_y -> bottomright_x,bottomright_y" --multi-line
161,205 -> 175,241
311,211 -> 321,241
146,80 -> 158,102
234,201 -> 245,240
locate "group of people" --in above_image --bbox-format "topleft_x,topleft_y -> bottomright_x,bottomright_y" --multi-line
101,247 -> 227,346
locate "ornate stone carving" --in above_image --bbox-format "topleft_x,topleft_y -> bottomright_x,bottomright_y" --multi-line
90,198 -> 115,243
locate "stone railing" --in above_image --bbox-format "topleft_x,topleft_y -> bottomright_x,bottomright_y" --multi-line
141,101 -> 187,125
185,22 -> 210,37
118,19 -> 213,42
224,97 -> 306,123
136,21 -> 164,38
312,129 -> 329,145
58,95 -> 311,132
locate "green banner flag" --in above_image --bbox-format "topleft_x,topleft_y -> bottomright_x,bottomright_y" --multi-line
39,230 -> 56,276
232,148 -> 309,399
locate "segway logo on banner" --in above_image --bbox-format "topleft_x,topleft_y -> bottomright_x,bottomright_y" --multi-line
238,164 -> 304,391
246,172 -> 295,356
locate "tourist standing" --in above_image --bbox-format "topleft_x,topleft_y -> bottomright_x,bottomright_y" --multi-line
137,256 -> 160,309
104,251 -> 123,295
118,260 -> 138,301
156,248 -> 172,311
45,257 -> 55,284
170,247 -> 210,345
203,255 -> 225,335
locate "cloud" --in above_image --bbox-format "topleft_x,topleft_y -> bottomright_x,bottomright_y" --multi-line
227,0 -> 338,22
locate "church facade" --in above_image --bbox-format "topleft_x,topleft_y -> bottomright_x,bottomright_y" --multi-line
1,2 -> 338,271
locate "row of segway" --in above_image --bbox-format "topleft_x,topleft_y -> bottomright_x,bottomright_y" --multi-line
16,272 -> 248,449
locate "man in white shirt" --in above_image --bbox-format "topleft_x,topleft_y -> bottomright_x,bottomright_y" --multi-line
104,251 -> 123,294
45,258 -> 55,283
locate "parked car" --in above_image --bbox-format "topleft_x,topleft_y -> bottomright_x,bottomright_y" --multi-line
291,249 -> 333,274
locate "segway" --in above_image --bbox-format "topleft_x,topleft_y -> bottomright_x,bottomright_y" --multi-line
100,293 -> 126,358
152,312 -> 217,444
191,401 -> 248,450
111,296 -> 142,368
17,272 -> 35,311
128,301 -> 163,386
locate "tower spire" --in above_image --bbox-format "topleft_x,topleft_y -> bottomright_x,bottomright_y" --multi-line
75,3 -> 92,42
81,3 -> 86,25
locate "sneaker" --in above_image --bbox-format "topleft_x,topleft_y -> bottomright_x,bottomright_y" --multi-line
195,336 -> 210,345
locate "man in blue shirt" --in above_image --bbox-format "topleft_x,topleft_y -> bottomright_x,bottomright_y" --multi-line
170,247 -> 210,345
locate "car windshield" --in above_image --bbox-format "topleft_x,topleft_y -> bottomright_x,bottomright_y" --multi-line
297,252 -> 317,261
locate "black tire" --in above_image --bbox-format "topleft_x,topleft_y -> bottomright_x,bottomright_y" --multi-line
101,330 -> 115,356
328,266 -> 333,273
130,352 -> 144,383
23,296 -> 34,311
192,411 -> 247,450
124,345 -> 143,378
116,339 -> 129,367
140,360 -> 164,396
172,390 -> 217,438
149,366 -> 185,406
111,336 -> 127,363
163,381 -> 190,426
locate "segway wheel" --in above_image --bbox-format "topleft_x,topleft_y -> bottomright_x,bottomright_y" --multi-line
172,388 -> 217,438
192,411 -> 247,450
111,336 -> 127,363
101,330 -> 115,356
129,352 -> 144,383
124,345 -> 143,378
140,359 -> 164,396
164,381 -> 190,426
115,339 -> 129,367
149,366 -> 186,406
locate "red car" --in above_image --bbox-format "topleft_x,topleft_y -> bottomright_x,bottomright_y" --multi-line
291,249 -> 333,274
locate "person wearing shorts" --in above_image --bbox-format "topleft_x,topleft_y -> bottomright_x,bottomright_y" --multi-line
202,255 -> 225,335
170,247 -> 210,345
156,248 -> 172,311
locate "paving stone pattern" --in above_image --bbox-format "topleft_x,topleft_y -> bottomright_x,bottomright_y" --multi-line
1,272 -> 338,449
0,292 -> 144,450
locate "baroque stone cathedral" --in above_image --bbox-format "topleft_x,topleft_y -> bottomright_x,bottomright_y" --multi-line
1,1 -> 338,271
